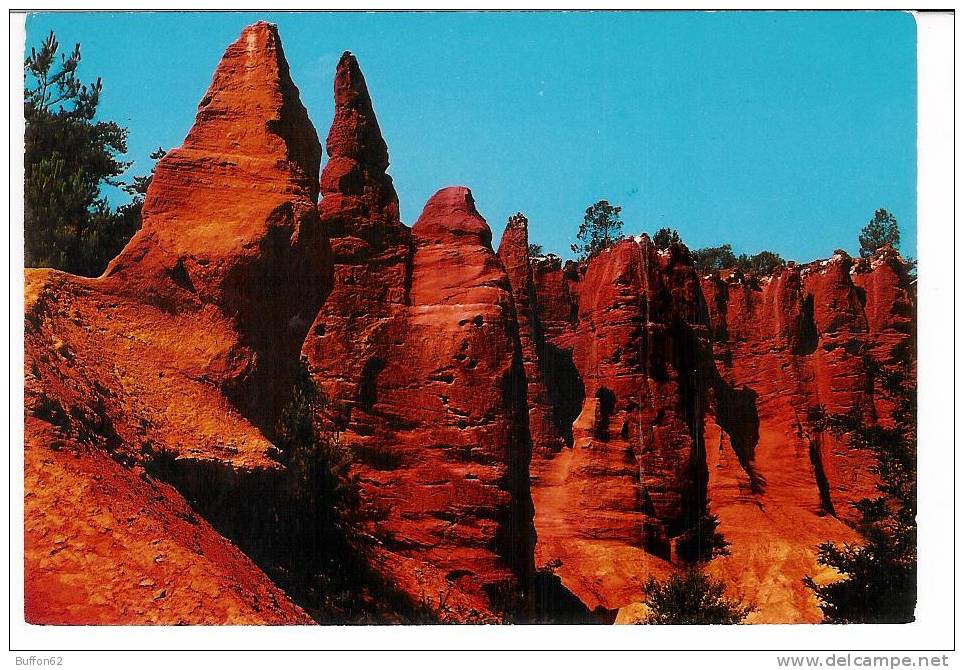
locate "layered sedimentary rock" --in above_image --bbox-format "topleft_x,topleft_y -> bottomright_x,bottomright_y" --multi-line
104,21 -> 328,425
301,53 -> 533,622
302,52 -> 410,425
696,248 -> 913,621
698,261 -> 862,622
23,22 -> 325,624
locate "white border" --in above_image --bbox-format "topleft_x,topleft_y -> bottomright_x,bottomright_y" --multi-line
4,4 -> 956,662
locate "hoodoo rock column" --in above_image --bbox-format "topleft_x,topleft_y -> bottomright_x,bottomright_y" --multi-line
301,53 -> 534,622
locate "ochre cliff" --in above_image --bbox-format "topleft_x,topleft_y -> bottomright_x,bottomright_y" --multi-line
518,241 -> 913,622
697,248 -> 914,621
23,22 -> 915,625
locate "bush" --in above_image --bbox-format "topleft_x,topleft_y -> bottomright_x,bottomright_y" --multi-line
273,363 -> 363,617
639,568 -> 754,624
693,244 -> 786,275
653,227 -> 681,250
735,250 -> 785,275
692,244 -> 738,272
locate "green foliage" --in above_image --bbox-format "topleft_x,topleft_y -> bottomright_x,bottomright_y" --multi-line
735,250 -> 786,275
571,200 -> 624,261
527,243 -> 544,257
24,31 -> 156,277
859,209 -> 901,258
675,511 -> 730,563
692,244 -> 786,275
804,361 -> 916,623
121,146 -> 166,199
652,227 -> 681,250
274,363 -> 360,607
692,244 -> 738,272
640,568 -> 754,624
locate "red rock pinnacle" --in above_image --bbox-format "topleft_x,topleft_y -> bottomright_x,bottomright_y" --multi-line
304,56 -> 534,621
106,21 -> 324,307
497,212 -> 567,459
319,51 -> 401,246
105,20 -> 328,424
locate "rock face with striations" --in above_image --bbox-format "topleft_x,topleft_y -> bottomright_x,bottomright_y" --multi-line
104,20 -> 328,426
524,238 -> 914,622
695,247 -> 914,621
523,237 -> 715,612
301,52 -> 533,622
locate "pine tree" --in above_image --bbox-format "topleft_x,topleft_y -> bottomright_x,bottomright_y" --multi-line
24,31 -> 155,277
652,227 -> 681,250
858,209 -> 901,258
804,361 -> 916,623
675,510 -> 731,563
571,200 -> 623,261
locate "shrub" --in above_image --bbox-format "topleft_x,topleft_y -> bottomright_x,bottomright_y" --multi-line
640,568 -> 754,624
692,244 -> 738,272
273,363 -> 363,617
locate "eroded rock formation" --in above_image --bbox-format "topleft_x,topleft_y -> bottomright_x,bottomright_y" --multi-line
104,19 -> 328,426
518,239 -> 914,622
23,22 -> 915,626
301,53 -> 533,622
497,214 -> 567,459
697,248 -> 913,622
522,238 -> 714,611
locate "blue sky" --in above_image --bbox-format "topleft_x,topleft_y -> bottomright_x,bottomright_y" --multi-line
25,11 -> 917,262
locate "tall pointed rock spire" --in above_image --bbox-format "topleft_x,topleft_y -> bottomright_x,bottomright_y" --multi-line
497,213 -> 567,459
105,21 -> 329,425
319,51 -> 402,246
107,21 -> 324,300
303,53 -> 534,620
326,51 -> 390,170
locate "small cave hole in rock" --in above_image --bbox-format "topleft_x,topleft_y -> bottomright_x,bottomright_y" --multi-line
794,294 -> 819,355
539,343 -> 585,445
593,387 -> 617,441
358,357 -> 386,411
